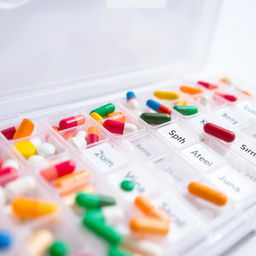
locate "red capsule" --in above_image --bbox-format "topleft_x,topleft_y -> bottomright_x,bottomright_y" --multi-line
204,123 -> 236,143
216,93 -> 237,102
86,126 -> 99,145
58,115 -> 86,130
1,126 -> 16,140
197,81 -> 218,90
40,160 -> 76,182
0,167 -> 19,186
103,119 -> 125,134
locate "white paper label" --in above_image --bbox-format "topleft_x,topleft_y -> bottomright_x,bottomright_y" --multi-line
182,144 -> 222,171
231,137 -> 256,165
108,166 -> 158,201
157,123 -> 196,147
210,167 -> 256,201
106,0 -> 167,9
153,195 -> 199,241
83,143 -> 127,173
215,107 -> 249,127
191,114 -> 223,130
237,101 -> 256,118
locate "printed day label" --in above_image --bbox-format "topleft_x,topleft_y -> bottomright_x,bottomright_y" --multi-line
237,101 -> 256,118
182,144 -> 223,171
83,143 -> 127,173
157,123 -> 196,148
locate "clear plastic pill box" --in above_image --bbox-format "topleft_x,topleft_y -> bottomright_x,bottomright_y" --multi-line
0,1 -> 256,256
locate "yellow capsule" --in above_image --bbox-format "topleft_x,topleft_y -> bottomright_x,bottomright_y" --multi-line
11,196 -> 59,219
130,217 -> 170,236
154,91 -> 180,100
14,140 -> 37,159
174,99 -> 187,106
90,112 -> 104,124
27,229 -> 54,256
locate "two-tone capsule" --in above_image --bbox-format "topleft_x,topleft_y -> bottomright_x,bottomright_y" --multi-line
215,92 -> 237,102
197,81 -> 218,90
58,114 -> 86,130
188,182 -> 227,206
86,126 -> 99,145
40,160 -> 76,182
146,99 -> 171,114
126,91 -> 139,110
103,119 -> 137,135
204,123 -> 236,143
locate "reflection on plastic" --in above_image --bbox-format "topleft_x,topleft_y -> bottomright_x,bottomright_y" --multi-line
0,0 -> 31,9
106,0 -> 167,9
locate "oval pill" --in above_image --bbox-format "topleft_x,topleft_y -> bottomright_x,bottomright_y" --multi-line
11,196 -> 59,219
58,114 -> 86,130
1,126 -> 16,140
13,118 -> 35,140
49,240 -> 69,256
14,140 -> 37,159
90,103 -> 115,117
188,182 -> 227,206
180,86 -> 203,95
146,99 -> 171,114
154,91 -> 179,100
37,142 -> 56,157
140,113 -> 171,125
173,105 -> 198,116
204,123 -> 236,143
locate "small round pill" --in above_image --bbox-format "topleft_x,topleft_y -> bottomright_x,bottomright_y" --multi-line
37,142 -> 56,157
14,140 -> 37,159
68,136 -> 87,149
120,180 -> 134,191
28,155 -> 49,169
49,241 -> 69,256
0,230 -> 12,250
2,159 -> 19,170
30,137 -> 42,148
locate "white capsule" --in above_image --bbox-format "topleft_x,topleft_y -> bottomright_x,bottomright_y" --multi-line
76,130 -> 87,138
28,155 -> 49,169
68,136 -> 87,149
37,142 -> 56,157
123,236 -> 164,256
128,99 -> 140,110
0,187 -> 6,206
30,137 -> 43,148
124,122 -> 138,134
2,159 -> 19,170
199,95 -> 209,106
102,206 -> 124,225
5,176 -> 36,199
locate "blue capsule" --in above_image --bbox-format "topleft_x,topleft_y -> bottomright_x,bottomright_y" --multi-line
126,91 -> 139,110
0,231 -> 13,251
146,99 -> 172,114
126,91 -> 136,101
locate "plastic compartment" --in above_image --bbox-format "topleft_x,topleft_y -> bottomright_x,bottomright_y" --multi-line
43,111 -> 109,151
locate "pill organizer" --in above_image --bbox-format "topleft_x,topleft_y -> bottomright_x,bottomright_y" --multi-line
1,0 -> 256,256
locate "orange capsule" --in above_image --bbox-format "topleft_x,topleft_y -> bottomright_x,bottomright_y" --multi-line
134,196 -> 169,223
107,112 -> 126,122
13,118 -> 35,140
188,182 -> 227,206
11,197 -> 59,219
63,130 -> 76,140
53,170 -> 90,188
180,86 -> 203,95
130,217 -> 169,236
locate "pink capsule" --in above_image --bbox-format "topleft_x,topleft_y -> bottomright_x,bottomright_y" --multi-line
58,115 -> 86,130
103,119 -> 138,135
1,126 -> 16,140
0,167 -> 19,186
40,160 -> 76,182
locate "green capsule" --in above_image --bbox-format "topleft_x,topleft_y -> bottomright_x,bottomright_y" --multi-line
48,241 -> 69,256
140,113 -> 171,125
108,246 -> 133,256
90,103 -> 115,117
173,105 -> 198,116
82,215 -> 123,245
75,192 -> 116,209
85,208 -> 105,222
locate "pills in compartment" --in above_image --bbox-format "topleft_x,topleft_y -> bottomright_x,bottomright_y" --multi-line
0,76 -> 256,255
